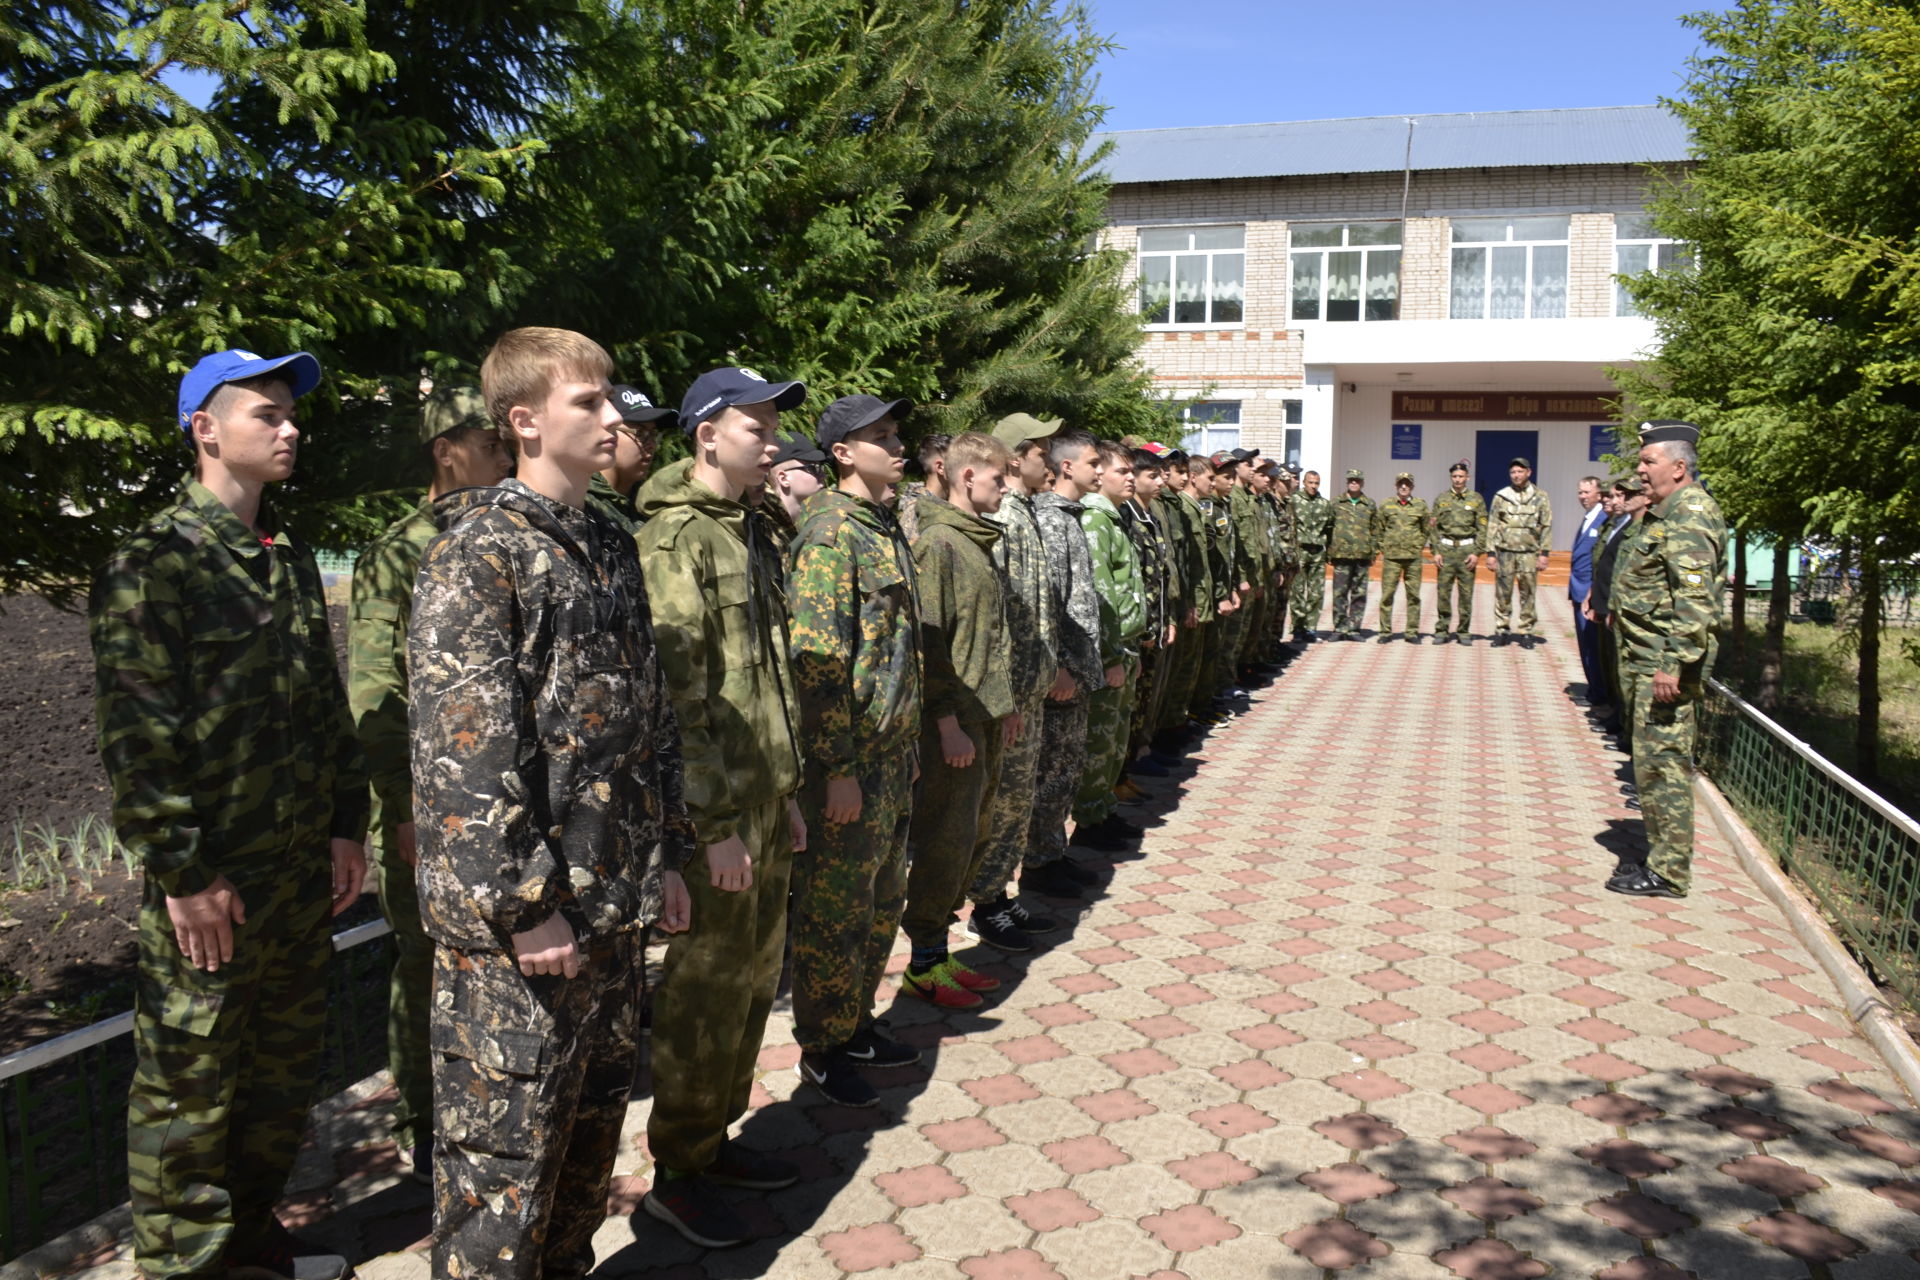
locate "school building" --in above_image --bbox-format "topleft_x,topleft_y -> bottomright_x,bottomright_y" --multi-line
1093,105 -> 1693,549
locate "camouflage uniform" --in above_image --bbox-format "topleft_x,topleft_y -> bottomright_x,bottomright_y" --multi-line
787,489 -> 922,1051
346,497 -> 436,1156
1122,495 -> 1173,758
1072,492 -> 1147,826
1263,488 -> 1297,653
974,490 -> 1059,904
1612,481 -> 1726,893
1290,488 -> 1335,637
1429,486 -> 1489,637
1228,483 -> 1269,669
1155,488 -> 1213,735
902,496 -> 1012,948
91,478 -> 368,1280
1488,482 -> 1553,636
584,471 -> 643,535
634,459 -> 804,1177
1191,491 -> 1239,712
409,479 -> 693,1280
1029,491 -> 1103,864
1328,490 -> 1379,636
1372,492 -> 1429,638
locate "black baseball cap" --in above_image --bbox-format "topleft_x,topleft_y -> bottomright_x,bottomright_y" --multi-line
771,432 -> 827,467
679,366 -> 807,431
815,394 -> 912,447
1229,447 -> 1261,463
610,385 -> 677,428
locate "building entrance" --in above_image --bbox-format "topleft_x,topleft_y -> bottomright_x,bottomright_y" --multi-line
1474,430 -> 1539,508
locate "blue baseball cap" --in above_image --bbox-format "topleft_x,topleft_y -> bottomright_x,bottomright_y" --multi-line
679,366 -> 806,432
177,349 -> 322,434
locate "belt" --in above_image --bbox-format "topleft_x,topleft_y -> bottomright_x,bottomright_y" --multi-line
1438,536 -> 1477,546
1299,543 -> 1325,551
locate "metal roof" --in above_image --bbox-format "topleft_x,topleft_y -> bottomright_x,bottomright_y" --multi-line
1092,106 -> 1692,185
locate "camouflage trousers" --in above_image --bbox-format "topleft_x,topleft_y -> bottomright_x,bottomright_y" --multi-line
792,753 -> 913,1052
1619,664 -> 1700,894
1027,695 -> 1090,864
1127,642 -> 1165,758
432,935 -> 640,1280
973,685 -> 1050,903
1291,547 -> 1328,634
128,860 -> 330,1279
374,842 -> 432,1152
1072,654 -> 1140,827
1329,559 -> 1372,634
1238,589 -> 1268,666
1213,606 -> 1249,690
1188,621 -> 1225,717
1158,621 -> 1208,733
1432,545 -> 1477,636
1492,550 -> 1540,633
1268,571 -> 1294,650
903,717 -> 1005,950
1600,623 -> 1629,752
1377,557 -> 1423,637
648,797 -> 794,1174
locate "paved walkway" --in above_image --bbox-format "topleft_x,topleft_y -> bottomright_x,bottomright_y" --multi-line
68,585 -> 1920,1280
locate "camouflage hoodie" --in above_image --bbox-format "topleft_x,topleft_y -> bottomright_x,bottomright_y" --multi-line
1031,491 -> 1105,695
634,458 -> 804,844
1174,488 -> 1223,613
1080,491 -> 1148,663
911,494 -> 1013,726
408,479 -> 693,951
787,487 -> 922,776
986,489 -> 1060,704
585,471 -> 643,535
1330,492 -> 1380,559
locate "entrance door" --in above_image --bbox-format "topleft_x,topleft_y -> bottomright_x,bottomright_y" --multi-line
1475,430 -> 1539,509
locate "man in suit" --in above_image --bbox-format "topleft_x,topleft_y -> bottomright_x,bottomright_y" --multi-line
1585,475 -> 1645,743
1569,476 -> 1608,700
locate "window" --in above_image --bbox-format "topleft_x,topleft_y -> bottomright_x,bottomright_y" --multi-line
1139,226 -> 1245,326
1284,429 -> 1303,469
1179,401 -> 1241,456
1449,216 -> 1571,319
1613,213 -> 1691,317
1281,400 -> 1303,470
1290,223 -> 1401,321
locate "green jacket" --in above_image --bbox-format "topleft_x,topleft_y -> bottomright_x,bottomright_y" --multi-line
1429,487 -> 1489,554
89,477 -> 368,897
1264,491 -> 1297,568
1080,492 -> 1148,662
635,459 -> 803,844
585,471 -> 643,535
1174,490 -> 1221,613
787,488 -> 922,776
1291,490 -> 1335,550
1228,485 -> 1267,581
986,490 -> 1060,703
347,496 -> 436,858
1612,481 -> 1727,687
1330,493 -> 1379,559
1199,493 -> 1238,594
1373,496 -> 1430,559
910,494 -> 1013,726
1489,483 -> 1553,553
1150,492 -> 1192,624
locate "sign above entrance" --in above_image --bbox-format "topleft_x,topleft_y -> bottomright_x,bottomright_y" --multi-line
1391,391 -> 1615,421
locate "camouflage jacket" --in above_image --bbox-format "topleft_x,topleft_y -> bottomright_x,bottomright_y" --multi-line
347,496 -> 435,857
1121,497 -> 1172,645
986,490 -> 1060,702
1228,485 -> 1268,581
787,488 -> 922,776
910,494 -> 1013,725
1330,493 -> 1379,559
90,477 -> 368,897
1199,494 -> 1239,591
1429,487 -> 1489,553
1080,492 -> 1148,662
1612,481 -> 1727,687
1489,483 -> 1553,553
1174,489 -> 1222,612
585,471 -> 643,535
1373,497 -> 1430,559
761,491 -> 799,575
1264,491 -> 1297,568
635,459 -> 804,844
1149,492 -> 1192,623
1031,491 -> 1105,694
1291,490 -> 1335,550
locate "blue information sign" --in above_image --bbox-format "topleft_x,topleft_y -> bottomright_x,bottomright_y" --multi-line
1391,423 -> 1421,460
1589,424 -> 1613,462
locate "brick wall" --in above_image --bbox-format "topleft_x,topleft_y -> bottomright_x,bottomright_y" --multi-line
1569,212 -> 1616,318
1400,217 -> 1449,321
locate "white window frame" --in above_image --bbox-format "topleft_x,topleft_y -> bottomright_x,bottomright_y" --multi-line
1449,216 -> 1571,320
1138,226 -> 1246,329
1179,401 -> 1242,456
1612,213 -> 1690,317
1289,222 -> 1402,322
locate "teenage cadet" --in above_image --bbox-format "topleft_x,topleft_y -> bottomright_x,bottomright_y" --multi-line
1264,464 -> 1299,653
896,432 -> 950,543
1290,469 -> 1334,640
1122,447 -> 1179,782
409,328 -> 693,1278
900,432 -> 1017,1007
969,417 -> 1065,951
1607,422 -> 1726,899
586,384 -> 676,533
1429,461 -> 1488,644
1373,471 -> 1428,642
1150,447 -> 1212,757
92,349 -> 368,1280
1070,440 -> 1148,850
1225,450 -> 1270,678
764,430 -> 828,562
1026,431 -> 1109,894
1488,457 -> 1553,646
786,395 -> 923,1107
347,386 -> 510,1187
636,366 -> 809,1248
1187,458 -> 1240,724
1327,469 -> 1378,639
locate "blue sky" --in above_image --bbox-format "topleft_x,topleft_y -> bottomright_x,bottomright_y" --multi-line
1083,0 -> 1707,133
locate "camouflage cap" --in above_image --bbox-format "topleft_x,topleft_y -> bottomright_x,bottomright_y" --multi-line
991,412 -> 1063,448
1345,468 -> 1364,481
1395,471 -> 1413,485
1612,472 -> 1646,493
421,386 -> 489,443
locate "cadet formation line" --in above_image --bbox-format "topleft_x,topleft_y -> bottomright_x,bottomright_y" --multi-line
85,328 -> 1728,1279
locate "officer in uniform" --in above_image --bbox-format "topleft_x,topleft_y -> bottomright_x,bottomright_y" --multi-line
1429,460 -> 1488,644
1607,421 -> 1726,899
1289,470 -> 1334,640
1488,456 -> 1553,646
1327,468 -> 1378,639
1372,471 -> 1428,642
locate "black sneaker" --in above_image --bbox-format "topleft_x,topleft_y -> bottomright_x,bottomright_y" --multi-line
1519,634 -> 1538,650
963,901 -> 1034,953
1022,860 -> 1088,897
226,1224 -> 352,1280
643,1175 -> 750,1249
1456,633 -> 1474,647
1492,630 -> 1510,646
1005,898 -> 1059,933
1606,867 -> 1685,899
706,1139 -> 801,1189
1404,634 -> 1421,645
845,1021 -> 921,1067
798,1050 -> 879,1108
1432,633 -> 1453,646
1069,824 -> 1131,853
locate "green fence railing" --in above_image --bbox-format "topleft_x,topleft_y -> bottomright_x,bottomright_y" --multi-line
0,921 -> 395,1262
1699,677 -> 1920,1019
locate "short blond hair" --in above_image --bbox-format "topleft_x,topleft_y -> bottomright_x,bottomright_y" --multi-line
945,431 -> 1012,477
479,327 -> 613,454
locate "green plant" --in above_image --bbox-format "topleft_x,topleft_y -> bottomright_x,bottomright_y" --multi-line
5,815 -> 136,895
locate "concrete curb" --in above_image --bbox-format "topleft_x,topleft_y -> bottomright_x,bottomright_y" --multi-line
0,1209 -> 129,1280
1698,774 -> 1920,1105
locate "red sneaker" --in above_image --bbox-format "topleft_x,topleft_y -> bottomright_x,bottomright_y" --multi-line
901,962 -> 984,1009
943,957 -> 1002,993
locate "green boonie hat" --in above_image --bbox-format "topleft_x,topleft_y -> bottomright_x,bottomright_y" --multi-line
992,412 -> 1062,448
421,386 -> 489,443
1346,468 -> 1364,481
1613,473 -> 1646,493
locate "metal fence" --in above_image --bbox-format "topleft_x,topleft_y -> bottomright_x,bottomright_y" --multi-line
0,921 -> 394,1262
1699,678 -> 1920,1018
